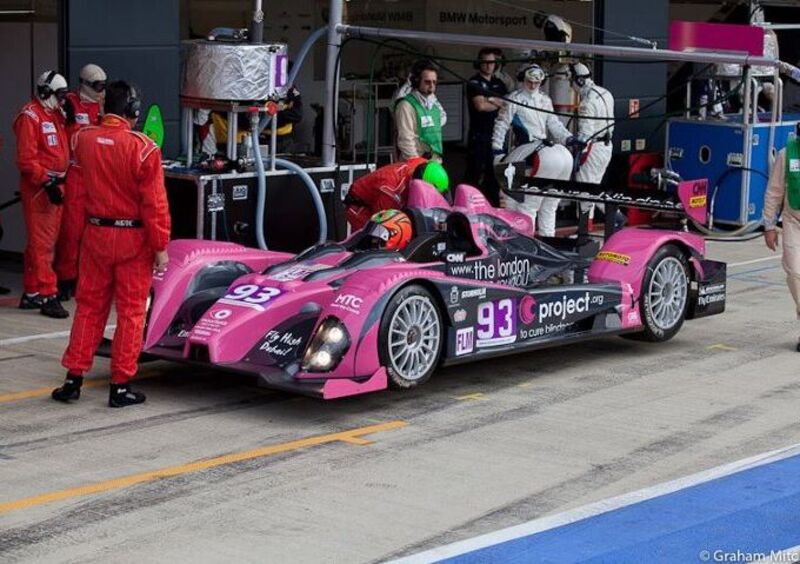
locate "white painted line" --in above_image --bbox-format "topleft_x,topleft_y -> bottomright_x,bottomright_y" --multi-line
728,255 -> 781,268
392,442 -> 800,564
0,325 -> 116,347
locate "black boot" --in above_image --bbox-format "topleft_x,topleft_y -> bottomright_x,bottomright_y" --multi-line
40,295 -> 69,319
58,279 -> 76,302
109,383 -> 146,408
19,293 -> 43,310
52,374 -> 83,402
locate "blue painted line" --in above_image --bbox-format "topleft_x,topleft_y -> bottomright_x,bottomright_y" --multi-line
443,455 -> 800,564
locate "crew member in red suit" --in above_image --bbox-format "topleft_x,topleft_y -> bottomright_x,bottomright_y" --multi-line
54,63 -> 106,300
344,158 -> 450,230
52,81 -> 170,408
14,70 -> 70,318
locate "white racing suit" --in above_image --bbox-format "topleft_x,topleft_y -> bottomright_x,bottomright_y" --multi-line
492,87 -> 572,237
574,80 -> 615,217
764,149 -> 800,326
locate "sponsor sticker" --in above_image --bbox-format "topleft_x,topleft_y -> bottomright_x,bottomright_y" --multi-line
455,327 -> 474,356
689,195 -> 707,208
41,121 -> 56,133
453,308 -> 467,323
332,293 -> 363,314
596,251 -> 631,266
259,329 -> 304,357
448,256 -> 535,287
75,113 -> 90,125
449,286 -> 460,306
461,287 -> 487,300
232,184 -> 248,200
518,295 -> 537,325
791,159 -> 800,173
212,309 -> 232,320
270,263 -> 329,282
46,134 -> 58,147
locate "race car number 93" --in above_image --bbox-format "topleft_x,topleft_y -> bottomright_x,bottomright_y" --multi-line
224,284 -> 281,304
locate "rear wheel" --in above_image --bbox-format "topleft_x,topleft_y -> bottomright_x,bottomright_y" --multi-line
626,244 -> 690,342
379,285 -> 443,389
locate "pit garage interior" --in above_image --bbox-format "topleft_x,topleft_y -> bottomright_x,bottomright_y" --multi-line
2,1 -> 800,562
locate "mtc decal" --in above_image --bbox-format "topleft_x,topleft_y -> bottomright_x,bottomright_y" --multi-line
332,293 -> 363,314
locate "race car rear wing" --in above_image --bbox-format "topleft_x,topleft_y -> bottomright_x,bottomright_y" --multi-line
495,161 -> 708,237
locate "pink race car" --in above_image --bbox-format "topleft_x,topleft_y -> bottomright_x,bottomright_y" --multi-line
135,181 -> 725,399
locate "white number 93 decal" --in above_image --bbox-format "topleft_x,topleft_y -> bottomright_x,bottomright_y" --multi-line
220,284 -> 282,309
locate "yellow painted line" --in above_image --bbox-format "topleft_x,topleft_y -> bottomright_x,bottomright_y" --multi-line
0,371 -> 167,404
708,343 -> 738,352
0,420 -> 407,514
0,378 -> 110,403
455,393 -> 487,401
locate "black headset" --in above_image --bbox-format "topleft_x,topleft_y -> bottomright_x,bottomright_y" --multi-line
473,48 -> 503,71
123,84 -> 142,119
569,63 -> 592,88
409,59 -> 436,89
36,70 -> 57,100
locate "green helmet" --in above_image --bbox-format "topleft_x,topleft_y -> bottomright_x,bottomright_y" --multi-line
414,161 -> 450,194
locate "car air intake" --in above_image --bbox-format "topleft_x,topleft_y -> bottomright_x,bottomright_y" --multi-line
189,344 -> 210,363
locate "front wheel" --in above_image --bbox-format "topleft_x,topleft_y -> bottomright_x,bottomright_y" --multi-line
379,285 -> 443,389
627,244 -> 690,342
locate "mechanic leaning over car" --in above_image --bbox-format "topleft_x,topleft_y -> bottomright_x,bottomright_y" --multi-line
344,158 -> 449,230
54,64 -> 107,301
464,47 -> 508,207
492,63 -> 582,237
53,81 -> 171,408
570,62 -> 615,225
764,137 -> 800,352
394,59 -> 447,163
14,70 -> 71,319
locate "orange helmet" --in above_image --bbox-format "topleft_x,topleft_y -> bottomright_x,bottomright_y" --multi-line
366,209 -> 413,251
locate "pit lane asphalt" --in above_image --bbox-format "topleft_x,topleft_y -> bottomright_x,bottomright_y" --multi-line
0,237 -> 798,563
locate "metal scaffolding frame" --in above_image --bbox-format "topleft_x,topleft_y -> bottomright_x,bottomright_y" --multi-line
320,0 -> 779,166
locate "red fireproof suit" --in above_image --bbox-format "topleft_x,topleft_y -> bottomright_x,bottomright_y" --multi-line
345,157 -> 426,230
54,92 -> 102,281
62,114 -> 171,384
13,100 -> 69,296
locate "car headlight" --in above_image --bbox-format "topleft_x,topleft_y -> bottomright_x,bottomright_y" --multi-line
301,317 -> 350,372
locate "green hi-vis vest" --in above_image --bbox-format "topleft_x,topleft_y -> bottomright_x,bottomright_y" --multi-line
786,137 -> 800,210
403,94 -> 443,157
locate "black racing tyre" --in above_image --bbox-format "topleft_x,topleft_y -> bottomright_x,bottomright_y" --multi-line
378,284 -> 443,390
624,244 -> 690,342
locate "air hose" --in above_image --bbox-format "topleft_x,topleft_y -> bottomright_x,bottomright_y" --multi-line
250,119 -> 327,250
